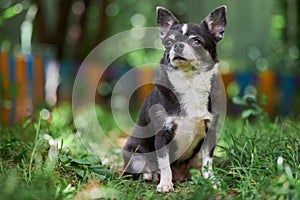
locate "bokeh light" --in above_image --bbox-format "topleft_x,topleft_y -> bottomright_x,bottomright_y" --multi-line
105,3 -> 119,17
130,13 -> 146,27
72,1 -> 85,16
256,58 -> 269,72
289,46 -> 299,60
244,85 -> 257,96
248,46 -> 261,60
227,82 -> 240,98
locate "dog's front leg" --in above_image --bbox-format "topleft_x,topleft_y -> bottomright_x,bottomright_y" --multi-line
200,73 -> 221,188
155,125 -> 175,193
202,151 -> 214,179
201,114 -> 218,189
156,147 -> 173,192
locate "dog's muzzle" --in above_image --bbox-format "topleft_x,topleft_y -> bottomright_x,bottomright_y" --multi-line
174,42 -> 185,53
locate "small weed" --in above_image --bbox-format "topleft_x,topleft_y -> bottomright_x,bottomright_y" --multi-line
232,94 -> 267,119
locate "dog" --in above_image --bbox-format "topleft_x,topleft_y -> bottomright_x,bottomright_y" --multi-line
123,5 -> 227,193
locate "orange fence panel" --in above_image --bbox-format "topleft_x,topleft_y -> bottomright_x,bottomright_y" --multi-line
15,55 -> 28,122
33,55 -> 44,106
0,52 -> 10,124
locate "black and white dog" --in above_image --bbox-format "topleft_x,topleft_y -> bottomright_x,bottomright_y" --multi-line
123,6 -> 227,192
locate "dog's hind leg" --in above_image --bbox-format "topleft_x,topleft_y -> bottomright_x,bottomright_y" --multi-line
142,162 -> 153,181
123,150 -> 146,179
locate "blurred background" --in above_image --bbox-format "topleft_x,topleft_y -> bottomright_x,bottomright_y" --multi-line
0,0 -> 299,125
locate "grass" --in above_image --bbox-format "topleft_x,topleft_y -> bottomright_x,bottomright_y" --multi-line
0,104 -> 299,199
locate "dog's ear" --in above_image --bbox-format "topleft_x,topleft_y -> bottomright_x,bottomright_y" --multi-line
156,6 -> 179,39
203,5 -> 227,42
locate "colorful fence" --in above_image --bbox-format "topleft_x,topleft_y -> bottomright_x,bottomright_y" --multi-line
0,52 -> 45,125
221,71 -> 300,116
1,52 -> 300,125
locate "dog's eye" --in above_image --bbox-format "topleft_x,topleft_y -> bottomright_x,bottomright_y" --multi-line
164,39 -> 174,47
191,38 -> 202,46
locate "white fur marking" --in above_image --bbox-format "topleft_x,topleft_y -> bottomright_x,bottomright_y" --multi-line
167,68 -> 217,118
168,34 -> 175,40
171,117 -> 207,161
182,24 -> 188,35
188,34 -> 198,39
143,172 -> 152,181
143,164 -> 153,181
166,68 -> 217,162
165,116 -> 174,130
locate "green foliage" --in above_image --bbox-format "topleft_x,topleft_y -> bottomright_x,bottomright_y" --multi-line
1,104 -> 300,199
57,151 -> 114,182
232,94 -> 267,119
217,118 -> 300,199
0,104 -> 116,199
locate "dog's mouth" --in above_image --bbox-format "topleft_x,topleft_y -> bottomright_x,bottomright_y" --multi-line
171,55 -> 194,71
173,56 -> 188,62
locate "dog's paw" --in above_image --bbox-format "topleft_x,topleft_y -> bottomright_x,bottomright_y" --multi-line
142,172 -> 153,181
202,169 -> 214,179
156,182 -> 174,193
202,170 -> 219,189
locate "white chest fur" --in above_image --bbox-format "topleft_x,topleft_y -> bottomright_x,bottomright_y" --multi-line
167,67 -> 217,118
166,67 -> 217,161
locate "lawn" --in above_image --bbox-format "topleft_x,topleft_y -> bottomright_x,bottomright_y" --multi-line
0,104 -> 299,200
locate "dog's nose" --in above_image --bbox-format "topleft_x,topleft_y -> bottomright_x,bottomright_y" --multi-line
174,42 -> 185,52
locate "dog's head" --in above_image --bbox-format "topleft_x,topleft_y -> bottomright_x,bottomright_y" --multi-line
157,6 -> 227,72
